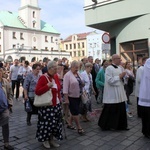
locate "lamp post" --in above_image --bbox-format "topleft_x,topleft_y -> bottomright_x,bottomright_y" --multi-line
17,43 -> 24,61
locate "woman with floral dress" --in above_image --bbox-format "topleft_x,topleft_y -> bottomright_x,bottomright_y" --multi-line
35,61 -> 63,149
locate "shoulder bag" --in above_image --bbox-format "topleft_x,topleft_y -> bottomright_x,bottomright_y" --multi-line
81,88 -> 89,104
34,75 -> 53,107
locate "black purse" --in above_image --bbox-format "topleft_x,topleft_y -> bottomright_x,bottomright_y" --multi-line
25,99 -> 32,112
17,75 -> 23,81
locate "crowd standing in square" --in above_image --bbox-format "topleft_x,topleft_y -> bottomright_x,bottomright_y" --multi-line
0,54 -> 150,149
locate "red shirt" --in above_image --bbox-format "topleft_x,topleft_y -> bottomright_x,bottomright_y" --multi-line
35,73 -> 61,106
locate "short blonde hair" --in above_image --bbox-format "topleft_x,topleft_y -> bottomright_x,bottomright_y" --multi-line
85,62 -> 93,68
71,60 -> 79,68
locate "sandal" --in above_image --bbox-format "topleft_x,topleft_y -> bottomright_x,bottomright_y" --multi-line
67,125 -> 76,130
78,129 -> 85,135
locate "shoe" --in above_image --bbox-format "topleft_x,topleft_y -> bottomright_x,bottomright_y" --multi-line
144,134 -> 150,139
127,101 -> 132,105
49,140 -> 60,147
43,141 -> 51,148
127,112 -> 133,118
78,128 -> 85,135
67,125 -> 76,130
4,145 -> 14,150
27,121 -> 31,126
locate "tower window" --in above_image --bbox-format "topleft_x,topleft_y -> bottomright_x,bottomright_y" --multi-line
33,11 -> 35,18
33,22 -> 36,28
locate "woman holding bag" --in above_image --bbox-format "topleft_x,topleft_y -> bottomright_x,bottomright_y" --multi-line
23,63 -> 41,126
80,62 -> 96,121
35,61 -> 63,149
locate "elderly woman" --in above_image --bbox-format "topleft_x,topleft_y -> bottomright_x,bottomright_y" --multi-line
80,62 -> 96,121
63,60 -> 85,135
35,61 -> 63,149
0,68 -> 14,150
23,63 -> 41,126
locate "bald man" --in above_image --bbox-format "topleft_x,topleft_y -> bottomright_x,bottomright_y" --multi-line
98,54 -> 129,130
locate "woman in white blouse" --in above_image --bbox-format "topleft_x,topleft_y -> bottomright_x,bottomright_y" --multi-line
81,63 -> 96,121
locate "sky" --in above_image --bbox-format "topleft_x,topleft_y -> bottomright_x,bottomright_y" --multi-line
0,0 -> 97,39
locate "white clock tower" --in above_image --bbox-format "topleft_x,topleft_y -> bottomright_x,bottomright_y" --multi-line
19,0 -> 41,29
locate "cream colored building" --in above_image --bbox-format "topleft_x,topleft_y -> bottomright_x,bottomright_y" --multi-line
0,0 -> 70,62
63,32 -> 93,61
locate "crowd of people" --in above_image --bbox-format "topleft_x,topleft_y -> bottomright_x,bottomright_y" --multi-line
0,54 -> 150,149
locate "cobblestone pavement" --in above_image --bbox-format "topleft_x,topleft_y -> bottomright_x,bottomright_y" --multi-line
0,94 -> 150,150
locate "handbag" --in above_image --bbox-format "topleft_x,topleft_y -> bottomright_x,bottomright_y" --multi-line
25,99 -> 32,112
81,89 -> 89,104
17,74 -> 23,81
34,75 -> 53,107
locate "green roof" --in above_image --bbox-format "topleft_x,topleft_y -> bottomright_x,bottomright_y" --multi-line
0,11 -> 59,34
41,20 -> 59,34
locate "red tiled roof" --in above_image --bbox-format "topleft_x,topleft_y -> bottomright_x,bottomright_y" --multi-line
63,32 -> 92,42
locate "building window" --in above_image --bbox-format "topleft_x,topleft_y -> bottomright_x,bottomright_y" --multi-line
70,52 -> 72,56
74,51 -> 76,57
78,43 -> 80,49
33,46 -> 36,50
82,50 -> 85,56
13,32 -> 16,39
33,22 -> 36,28
66,44 -> 68,50
45,36 -> 48,42
51,47 -> 54,51
13,45 -> 16,49
0,32 -> 1,39
45,47 -> 48,50
74,43 -> 76,49
20,33 -> 24,40
78,51 -> 80,56
82,42 -> 84,48
33,11 -> 35,18
0,45 -> 1,52
70,44 -> 72,49
51,37 -> 53,43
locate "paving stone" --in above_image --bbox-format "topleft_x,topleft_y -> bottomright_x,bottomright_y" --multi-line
0,94 -> 150,150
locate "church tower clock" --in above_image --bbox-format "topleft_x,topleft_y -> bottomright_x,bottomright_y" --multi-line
19,0 -> 41,30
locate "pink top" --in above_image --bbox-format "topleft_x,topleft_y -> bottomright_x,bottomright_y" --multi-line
63,70 -> 82,98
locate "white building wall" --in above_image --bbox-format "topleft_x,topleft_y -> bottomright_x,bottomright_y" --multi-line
87,33 -> 104,61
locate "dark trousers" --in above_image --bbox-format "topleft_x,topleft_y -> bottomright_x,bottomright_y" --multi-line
11,80 -> 20,99
2,123 -> 9,143
137,97 -> 142,118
